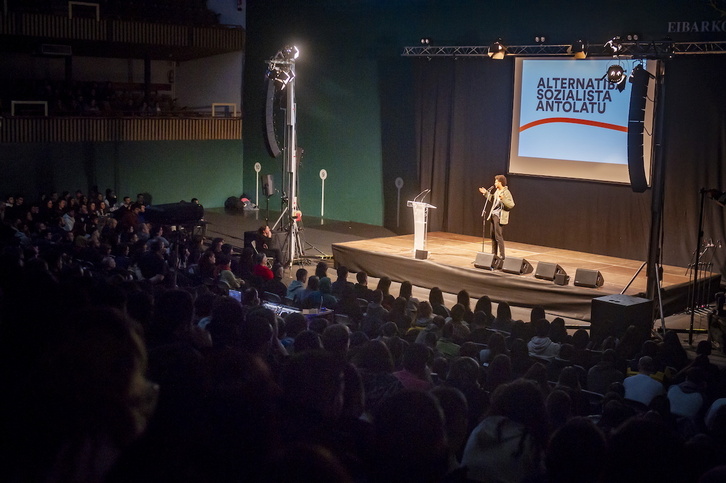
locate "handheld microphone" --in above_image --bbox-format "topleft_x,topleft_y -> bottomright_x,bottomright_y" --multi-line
488,185 -> 495,191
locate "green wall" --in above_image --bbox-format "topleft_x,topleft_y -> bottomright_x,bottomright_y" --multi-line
0,140 -> 244,207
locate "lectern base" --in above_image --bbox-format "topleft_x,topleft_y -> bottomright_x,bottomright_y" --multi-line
415,250 -> 428,260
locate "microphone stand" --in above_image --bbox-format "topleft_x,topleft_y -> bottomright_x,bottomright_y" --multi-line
480,187 -> 494,252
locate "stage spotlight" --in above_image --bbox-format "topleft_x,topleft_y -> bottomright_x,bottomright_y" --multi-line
534,35 -> 546,44
571,39 -> 587,59
604,36 -> 622,55
606,64 -> 626,87
420,37 -> 431,45
604,64 -> 627,92
281,45 -> 299,60
488,39 -> 506,60
625,33 -> 640,41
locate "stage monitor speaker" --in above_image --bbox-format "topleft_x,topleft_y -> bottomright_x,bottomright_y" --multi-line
415,249 -> 428,260
143,202 -> 204,225
574,268 -> 604,288
590,294 -> 653,344
263,174 -> 275,196
501,257 -> 534,275
535,261 -> 566,281
474,252 -> 502,270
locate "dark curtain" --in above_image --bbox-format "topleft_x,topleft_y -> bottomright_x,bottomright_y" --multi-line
414,55 -> 726,276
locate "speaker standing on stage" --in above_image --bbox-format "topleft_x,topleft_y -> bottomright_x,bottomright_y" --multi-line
479,175 -> 515,259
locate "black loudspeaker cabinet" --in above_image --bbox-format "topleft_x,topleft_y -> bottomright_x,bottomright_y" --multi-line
143,202 -> 204,225
474,252 -> 502,270
574,268 -> 604,287
535,261 -> 566,281
590,294 -> 654,344
263,174 -> 275,196
501,257 -> 534,275
264,79 -> 282,158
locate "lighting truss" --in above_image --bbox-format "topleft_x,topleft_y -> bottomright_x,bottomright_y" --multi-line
402,41 -> 726,58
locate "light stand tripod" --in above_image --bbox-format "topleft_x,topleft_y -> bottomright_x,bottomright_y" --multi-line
267,45 -> 303,268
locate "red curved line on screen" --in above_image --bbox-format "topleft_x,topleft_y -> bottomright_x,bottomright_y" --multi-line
520,117 -> 628,133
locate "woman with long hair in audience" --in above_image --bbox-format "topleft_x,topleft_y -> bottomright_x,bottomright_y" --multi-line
474,295 -> 495,327
457,289 -> 474,324
480,332 -> 508,365
398,280 -> 419,320
429,286 -> 450,318
492,301 -> 514,334
388,297 -> 412,334
197,248 -> 216,281
375,276 -> 392,297
447,303 -> 471,344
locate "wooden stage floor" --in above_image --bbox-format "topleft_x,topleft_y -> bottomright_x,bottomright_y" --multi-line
332,231 -> 708,322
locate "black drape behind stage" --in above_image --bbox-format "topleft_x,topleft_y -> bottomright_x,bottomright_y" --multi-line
413,56 -> 726,276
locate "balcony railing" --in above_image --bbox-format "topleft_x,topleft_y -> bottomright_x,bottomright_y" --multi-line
0,116 -> 242,143
0,10 -> 244,54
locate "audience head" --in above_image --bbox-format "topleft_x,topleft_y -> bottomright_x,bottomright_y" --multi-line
281,350 -> 346,420
238,307 -> 275,355
474,295 -> 493,316
322,323 -> 351,355
336,265 -> 349,280
450,303 -> 465,322
376,276 -> 392,295
399,280 -> 413,299
530,305 -> 546,323
352,340 -> 394,373
306,275 -> 320,291
294,330 -> 323,353
207,296 -> 244,348
401,343 -> 431,378
637,355 -> 655,375
356,271 -> 368,285
604,418 -> 684,483
496,301 -> 512,321
430,386 -> 469,456
429,286 -> 445,307
417,300 -> 433,319
371,390 -> 448,483
315,260 -> 329,279
546,417 -> 606,483
456,289 -> 471,309
319,277 -> 332,294
284,313 -> 308,338
295,267 -> 308,282
533,318 -> 551,338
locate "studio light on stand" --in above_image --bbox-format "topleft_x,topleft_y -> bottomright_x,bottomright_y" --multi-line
266,45 -> 304,267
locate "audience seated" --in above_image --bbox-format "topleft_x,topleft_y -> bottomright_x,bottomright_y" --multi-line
528,318 -> 561,361
4,191 -> 726,482
462,379 -> 548,482
623,355 -> 665,407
